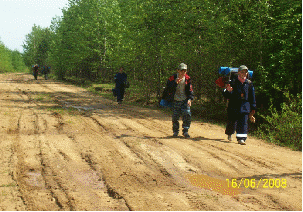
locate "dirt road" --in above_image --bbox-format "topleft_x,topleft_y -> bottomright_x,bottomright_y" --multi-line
0,73 -> 301,211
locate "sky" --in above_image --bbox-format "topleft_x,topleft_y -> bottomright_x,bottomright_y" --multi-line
0,0 -> 69,52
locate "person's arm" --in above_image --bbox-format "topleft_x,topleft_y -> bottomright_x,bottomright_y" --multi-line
222,84 -> 233,99
186,78 -> 194,106
248,83 -> 256,122
248,83 -> 257,111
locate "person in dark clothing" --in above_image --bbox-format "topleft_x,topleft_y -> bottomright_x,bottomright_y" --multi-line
114,67 -> 127,104
42,66 -> 50,80
33,64 -> 39,80
165,63 -> 194,138
223,65 -> 256,145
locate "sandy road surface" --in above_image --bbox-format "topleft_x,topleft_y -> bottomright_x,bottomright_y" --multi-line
0,73 -> 301,211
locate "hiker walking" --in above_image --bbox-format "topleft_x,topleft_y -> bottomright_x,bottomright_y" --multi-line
223,65 -> 256,145
114,67 -> 127,104
165,63 -> 194,138
42,65 -> 50,80
33,64 -> 39,80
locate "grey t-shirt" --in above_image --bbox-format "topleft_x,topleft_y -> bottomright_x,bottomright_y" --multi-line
174,74 -> 187,101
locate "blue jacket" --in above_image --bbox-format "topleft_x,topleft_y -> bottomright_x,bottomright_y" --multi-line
115,72 -> 127,88
162,73 -> 194,102
223,78 -> 256,114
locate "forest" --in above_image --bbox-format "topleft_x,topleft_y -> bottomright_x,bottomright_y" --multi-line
0,41 -> 27,73
0,0 -> 301,150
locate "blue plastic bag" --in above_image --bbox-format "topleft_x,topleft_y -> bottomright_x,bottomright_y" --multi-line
219,67 -> 253,78
160,99 -> 173,108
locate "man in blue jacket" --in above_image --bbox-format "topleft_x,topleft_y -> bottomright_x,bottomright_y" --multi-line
223,65 -> 256,145
165,63 -> 194,138
114,67 -> 127,104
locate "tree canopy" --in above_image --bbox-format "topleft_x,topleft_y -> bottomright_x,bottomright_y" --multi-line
0,40 -> 27,73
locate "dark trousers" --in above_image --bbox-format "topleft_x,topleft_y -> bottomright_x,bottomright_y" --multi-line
225,113 -> 249,141
116,87 -> 125,102
33,71 -> 38,80
172,100 -> 191,133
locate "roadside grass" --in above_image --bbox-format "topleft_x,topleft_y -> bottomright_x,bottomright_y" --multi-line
33,93 -> 52,102
46,105 -> 82,116
0,68 -> 29,74
0,183 -> 16,188
87,83 -> 114,97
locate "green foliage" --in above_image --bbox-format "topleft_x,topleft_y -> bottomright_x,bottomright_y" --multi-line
11,50 -> 28,72
0,40 -> 27,73
257,92 -> 302,151
0,41 -> 13,72
267,0 -> 302,94
23,25 -> 51,68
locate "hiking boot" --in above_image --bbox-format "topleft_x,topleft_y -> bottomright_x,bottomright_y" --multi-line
228,135 -> 232,141
173,132 -> 178,137
183,132 -> 190,138
238,140 -> 246,145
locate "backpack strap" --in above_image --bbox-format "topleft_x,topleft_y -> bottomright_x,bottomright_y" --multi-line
247,79 -> 252,89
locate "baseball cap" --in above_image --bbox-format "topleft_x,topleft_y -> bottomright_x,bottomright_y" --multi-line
239,65 -> 248,72
178,63 -> 187,70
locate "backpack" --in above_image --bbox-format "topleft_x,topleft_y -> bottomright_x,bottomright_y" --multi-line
159,74 -> 177,108
160,86 -> 173,107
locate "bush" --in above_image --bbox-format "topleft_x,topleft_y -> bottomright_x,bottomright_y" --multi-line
256,92 -> 302,151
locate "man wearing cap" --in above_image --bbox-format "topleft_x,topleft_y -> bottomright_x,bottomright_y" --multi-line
223,65 -> 256,145
164,63 -> 194,138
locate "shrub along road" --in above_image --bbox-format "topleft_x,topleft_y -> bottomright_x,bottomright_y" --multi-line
0,73 -> 301,211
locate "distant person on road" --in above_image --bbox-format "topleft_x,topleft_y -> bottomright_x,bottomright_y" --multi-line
223,65 -> 256,145
114,67 -> 127,104
42,65 -> 50,80
165,63 -> 194,138
33,64 -> 39,80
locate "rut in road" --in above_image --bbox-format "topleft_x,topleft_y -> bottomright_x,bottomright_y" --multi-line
0,73 -> 301,211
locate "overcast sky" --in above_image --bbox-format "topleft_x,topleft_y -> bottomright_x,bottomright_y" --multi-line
0,0 -> 69,52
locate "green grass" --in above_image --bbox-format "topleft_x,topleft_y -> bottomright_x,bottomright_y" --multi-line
0,183 -> 16,188
33,93 -> 52,102
46,105 -> 81,116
